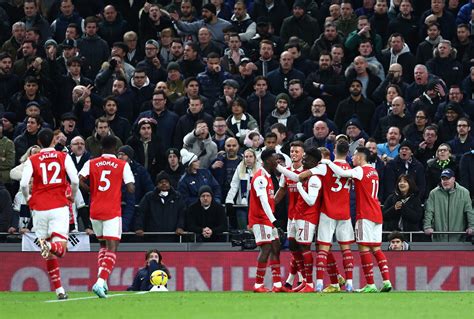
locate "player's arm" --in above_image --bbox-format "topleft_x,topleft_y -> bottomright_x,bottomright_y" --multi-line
64,154 -> 79,199
300,163 -> 327,181
78,161 -> 90,193
276,164 -> 299,182
123,162 -> 136,193
254,176 -> 276,224
19,159 -> 33,201
296,176 -> 321,206
321,159 -> 359,179
274,174 -> 287,205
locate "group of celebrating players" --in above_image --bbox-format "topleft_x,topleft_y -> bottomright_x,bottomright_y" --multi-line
249,139 -> 392,293
20,128 -> 134,299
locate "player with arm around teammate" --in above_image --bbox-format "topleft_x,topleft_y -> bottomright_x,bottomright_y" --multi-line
20,128 -> 79,300
249,149 -> 290,293
79,135 -> 135,298
321,147 -> 392,293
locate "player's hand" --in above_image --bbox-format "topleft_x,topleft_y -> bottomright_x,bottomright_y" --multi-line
175,228 -> 185,235
424,228 -> 434,236
320,158 -> 331,165
466,228 -> 473,236
394,201 -> 403,210
298,170 -> 312,182
84,228 -> 94,235
135,229 -> 144,236
66,194 -> 74,203
7,227 -> 17,234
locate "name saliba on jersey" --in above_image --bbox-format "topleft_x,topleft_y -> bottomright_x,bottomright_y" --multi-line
38,152 -> 58,161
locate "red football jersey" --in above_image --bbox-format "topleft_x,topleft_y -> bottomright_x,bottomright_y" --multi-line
248,168 -> 275,227
81,155 -> 133,220
294,174 -> 321,225
320,161 -> 351,220
353,165 -> 383,223
29,150 -> 69,210
280,165 -> 303,220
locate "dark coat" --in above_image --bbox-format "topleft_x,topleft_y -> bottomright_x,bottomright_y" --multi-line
178,169 -> 222,207
425,157 -> 458,194
266,67 -> 305,95
173,110 -> 214,149
383,192 -> 424,231
459,151 -> 474,199
185,201 -> 228,242
334,96 -> 376,134
246,92 -> 276,132
383,155 -> 426,201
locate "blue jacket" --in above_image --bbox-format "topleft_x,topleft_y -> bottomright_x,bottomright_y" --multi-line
178,169 -> 222,207
197,68 -> 232,106
127,260 -> 170,291
455,3 -> 474,25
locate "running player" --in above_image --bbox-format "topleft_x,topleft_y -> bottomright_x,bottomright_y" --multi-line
79,136 -> 135,298
249,149 -> 289,293
20,128 -> 79,300
322,147 -> 392,292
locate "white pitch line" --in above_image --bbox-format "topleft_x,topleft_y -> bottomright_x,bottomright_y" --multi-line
45,291 -> 149,303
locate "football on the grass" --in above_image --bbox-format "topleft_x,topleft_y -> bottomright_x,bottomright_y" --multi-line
150,270 -> 168,286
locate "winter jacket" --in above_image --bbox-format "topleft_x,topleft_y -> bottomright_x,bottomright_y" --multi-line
85,131 -> 123,158
266,67 -> 305,96
136,59 -> 167,85
210,154 -> 242,199
383,192 -> 424,231
226,113 -> 259,145
246,92 -> 276,132
448,135 -> 474,161
334,96 -> 376,134
230,13 -> 256,42
426,53 -> 464,88
0,183 -> 13,232
183,131 -> 218,169
459,151 -> 474,199
76,35 -> 110,79
173,110 -> 214,149
280,14 -> 321,46
425,157 -> 458,194
379,45 -> 416,83
0,137 -> 15,184
309,33 -> 344,61
185,201 -> 228,242
135,109 -> 179,152
383,155 -> 426,201
424,182 -> 474,242
178,169 -> 222,207
197,68 -> 233,106
264,109 -> 300,136
98,13 -> 129,47
50,12 -> 83,43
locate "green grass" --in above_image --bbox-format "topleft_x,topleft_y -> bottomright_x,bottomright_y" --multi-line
1,292 -> 473,318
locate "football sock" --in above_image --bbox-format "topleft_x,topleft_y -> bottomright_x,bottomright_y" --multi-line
315,250 -> 328,281
289,253 -> 298,275
327,251 -> 339,285
302,250 -> 314,284
294,251 -> 305,281
373,250 -> 390,281
342,249 -> 354,280
360,251 -> 375,285
97,248 -> 107,276
49,242 -> 65,258
269,260 -> 282,287
98,251 -> 116,281
255,262 -> 267,285
46,256 -> 62,290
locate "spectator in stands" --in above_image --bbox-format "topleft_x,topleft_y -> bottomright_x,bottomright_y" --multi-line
459,149 -> 474,200
264,93 -> 299,136
304,120 -> 334,150
345,118 -> 369,155
179,42 -> 205,79
229,1 -> 256,44
211,137 -> 241,199
185,185 -> 228,242
170,3 -> 231,44
411,79 -> 445,122
196,52 -> 232,107
183,120 -> 218,169
14,115 -> 42,164
436,85 -> 474,122
128,249 -> 171,291
383,140 -> 426,201
22,0 -> 51,44
178,149 -> 222,207
213,79 -> 240,118
437,103 -> 464,142
377,126 -> 402,163
370,0 -> 390,43
334,1 -> 358,37
246,76 -> 275,132
211,117 -> 231,152
373,63 -> 409,108
387,231 -> 410,250
0,53 -> 21,115
371,84 -> 403,133
163,148 -> 184,189
344,55 -> 381,100
138,3 -> 173,48
448,117 -> 474,162
309,22 -> 344,61
68,136 -> 89,174
426,143 -> 458,193
424,168 -> 474,242
357,39 -> 385,81
405,64 -> 439,104
0,180 -> 13,233
379,34 -> 416,84
0,121 -> 14,184
404,110 -> 431,147
136,39 -> 167,85
387,0 -> 420,52
226,97 -> 258,145
334,79 -> 376,132
280,0 -> 320,46
416,22 -> 443,65
1,22 -> 26,63
373,96 -> 412,142
76,17 -> 110,79
135,171 -> 186,242
226,148 -> 260,229
197,27 -> 223,58
301,98 -> 337,141
123,31 -> 143,67
234,57 -> 256,98
251,0 -> 290,37
174,77 -> 211,116
366,138 -> 385,191
419,0 -> 456,41
304,52 -> 346,119
426,40 -> 464,89
50,0 -> 83,44
253,39 -> 279,77
414,125 -> 439,166
266,51 -> 305,95
85,117 -> 122,158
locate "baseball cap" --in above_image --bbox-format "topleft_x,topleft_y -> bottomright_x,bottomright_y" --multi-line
440,169 -> 455,179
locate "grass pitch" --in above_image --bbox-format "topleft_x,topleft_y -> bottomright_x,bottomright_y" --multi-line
1,291 -> 473,319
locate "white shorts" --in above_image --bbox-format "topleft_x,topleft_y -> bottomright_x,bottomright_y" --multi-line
287,218 -> 297,239
355,219 -> 382,246
252,224 -> 279,245
317,213 -> 355,245
31,206 -> 69,242
91,217 -> 122,241
295,219 -> 316,245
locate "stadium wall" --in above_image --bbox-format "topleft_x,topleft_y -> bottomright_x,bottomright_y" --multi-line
1,251 -> 473,291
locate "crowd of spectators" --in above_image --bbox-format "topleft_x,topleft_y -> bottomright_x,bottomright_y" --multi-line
1,0 -> 474,243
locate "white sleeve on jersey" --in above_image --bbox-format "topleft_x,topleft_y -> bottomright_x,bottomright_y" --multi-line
78,160 -> 90,178
19,159 -> 33,200
65,154 -> 79,196
123,162 -> 135,184
253,176 -> 276,223
324,159 -> 355,178
297,176 -> 321,206
278,173 -> 286,187
309,163 -> 327,176
352,166 -> 364,180
276,164 -> 299,182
